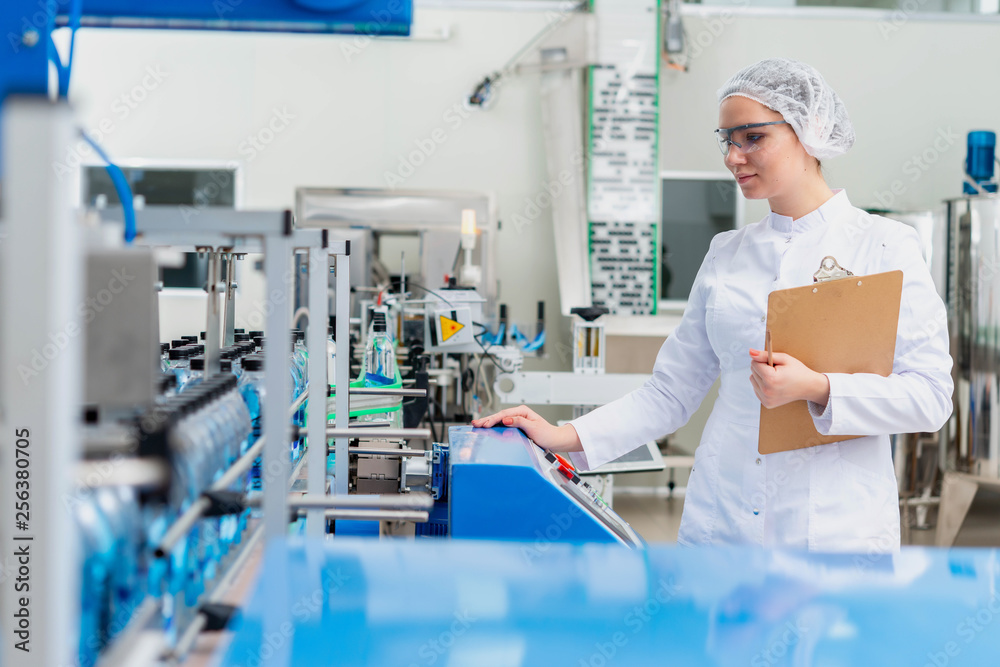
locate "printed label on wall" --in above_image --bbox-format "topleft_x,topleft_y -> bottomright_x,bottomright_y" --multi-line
587,0 -> 660,316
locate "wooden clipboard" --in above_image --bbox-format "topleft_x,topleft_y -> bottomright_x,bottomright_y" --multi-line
757,266 -> 903,455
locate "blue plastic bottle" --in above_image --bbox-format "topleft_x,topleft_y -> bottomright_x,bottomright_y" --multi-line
237,356 -> 266,492
187,356 -> 206,388
166,347 -> 192,392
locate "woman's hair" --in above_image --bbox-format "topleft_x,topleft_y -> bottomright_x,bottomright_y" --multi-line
718,58 -> 854,160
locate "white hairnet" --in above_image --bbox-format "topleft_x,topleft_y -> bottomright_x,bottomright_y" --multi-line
718,58 -> 855,160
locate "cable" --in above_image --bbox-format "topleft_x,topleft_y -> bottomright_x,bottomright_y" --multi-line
389,279 -> 454,307
81,132 -> 136,244
292,307 -> 310,329
468,3 -> 582,108
472,324 -> 502,368
49,0 -> 83,96
429,394 -> 448,444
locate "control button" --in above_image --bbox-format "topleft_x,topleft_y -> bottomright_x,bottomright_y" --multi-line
753,508 -> 760,516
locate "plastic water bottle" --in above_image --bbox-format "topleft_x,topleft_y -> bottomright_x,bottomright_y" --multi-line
187,356 -> 205,388
364,316 -> 395,386
293,329 -> 308,383
166,347 -> 192,392
237,356 -> 265,492
94,487 -> 143,640
287,334 -> 305,463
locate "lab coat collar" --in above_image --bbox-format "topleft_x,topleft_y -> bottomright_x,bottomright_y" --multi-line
767,189 -> 850,234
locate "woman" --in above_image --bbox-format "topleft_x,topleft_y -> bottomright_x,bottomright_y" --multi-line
472,58 -> 953,553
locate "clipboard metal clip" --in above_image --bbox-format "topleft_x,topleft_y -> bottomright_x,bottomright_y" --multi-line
813,256 -> 854,283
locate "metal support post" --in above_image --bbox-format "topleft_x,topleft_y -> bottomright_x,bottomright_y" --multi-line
307,247 -> 330,535
263,231 -> 292,541
0,98 -> 82,667
203,249 -> 223,376
334,251 -> 351,494
223,252 -> 239,346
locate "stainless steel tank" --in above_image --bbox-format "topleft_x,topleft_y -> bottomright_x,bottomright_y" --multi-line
945,196 -> 1000,479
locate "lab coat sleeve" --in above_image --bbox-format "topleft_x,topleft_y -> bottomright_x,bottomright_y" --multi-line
806,226 -> 953,437
568,239 -> 724,470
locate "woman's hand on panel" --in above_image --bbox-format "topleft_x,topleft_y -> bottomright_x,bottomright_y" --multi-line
471,405 -> 584,453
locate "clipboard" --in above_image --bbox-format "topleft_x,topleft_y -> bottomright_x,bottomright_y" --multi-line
757,258 -> 903,455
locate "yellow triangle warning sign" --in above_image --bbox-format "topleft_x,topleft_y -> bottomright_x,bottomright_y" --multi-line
439,315 -> 465,341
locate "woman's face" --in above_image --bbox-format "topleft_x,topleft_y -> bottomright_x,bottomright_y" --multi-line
717,96 -> 815,200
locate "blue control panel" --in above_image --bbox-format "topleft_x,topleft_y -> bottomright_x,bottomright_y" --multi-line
219,538 -> 1000,666
447,426 -> 643,546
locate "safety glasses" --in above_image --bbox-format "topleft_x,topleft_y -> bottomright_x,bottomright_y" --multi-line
714,121 -> 789,156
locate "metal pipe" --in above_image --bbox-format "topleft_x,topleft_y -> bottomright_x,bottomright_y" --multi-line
288,493 -> 433,510
82,431 -> 136,457
900,496 -> 941,507
156,384 -> 312,557
289,387 -> 309,415
75,459 -> 169,490
301,508 -> 429,522
170,613 -> 207,664
333,252 -> 351,495
167,525 -> 264,663
326,427 -> 431,439
344,447 -> 429,458
329,386 -> 427,397
94,597 -> 164,667
156,497 -> 212,559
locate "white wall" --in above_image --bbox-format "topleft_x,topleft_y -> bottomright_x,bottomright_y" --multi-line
69,7 -> 573,376
662,10 -> 1000,223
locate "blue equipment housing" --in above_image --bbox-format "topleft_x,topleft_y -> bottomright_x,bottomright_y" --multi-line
445,426 -> 643,546
219,538 -> 1000,666
964,130 -> 997,194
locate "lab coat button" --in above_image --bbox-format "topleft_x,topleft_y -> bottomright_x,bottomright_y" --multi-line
753,508 -> 760,516
755,458 -> 761,465
760,316 -> 765,322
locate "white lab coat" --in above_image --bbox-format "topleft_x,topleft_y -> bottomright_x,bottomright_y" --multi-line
569,190 -> 953,552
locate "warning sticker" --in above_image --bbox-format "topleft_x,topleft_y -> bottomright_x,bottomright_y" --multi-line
439,315 -> 465,341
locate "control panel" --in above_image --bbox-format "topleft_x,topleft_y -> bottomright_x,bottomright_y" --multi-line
447,425 -> 643,547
